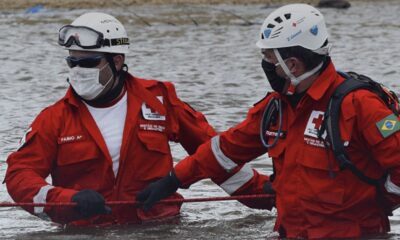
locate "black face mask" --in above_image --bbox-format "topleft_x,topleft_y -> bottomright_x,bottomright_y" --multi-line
261,59 -> 288,94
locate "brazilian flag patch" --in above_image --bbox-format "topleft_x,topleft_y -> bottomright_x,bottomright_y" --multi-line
376,113 -> 400,138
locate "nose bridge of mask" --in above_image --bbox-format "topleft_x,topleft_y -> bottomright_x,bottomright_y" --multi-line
71,66 -> 99,81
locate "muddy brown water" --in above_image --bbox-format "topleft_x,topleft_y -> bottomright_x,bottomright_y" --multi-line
0,2 -> 399,239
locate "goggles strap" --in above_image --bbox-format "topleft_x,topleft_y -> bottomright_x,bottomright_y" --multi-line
103,38 -> 130,47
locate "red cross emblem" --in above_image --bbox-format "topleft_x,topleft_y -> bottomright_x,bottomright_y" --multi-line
312,113 -> 324,130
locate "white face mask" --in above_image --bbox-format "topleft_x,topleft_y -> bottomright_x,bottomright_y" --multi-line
68,63 -> 113,100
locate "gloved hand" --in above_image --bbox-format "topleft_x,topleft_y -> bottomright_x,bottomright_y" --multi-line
263,181 -> 276,194
71,189 -> 112,218
136,171 -> 181,211
263,181 -> 276,209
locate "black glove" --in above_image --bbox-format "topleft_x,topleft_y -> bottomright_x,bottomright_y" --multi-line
263,181 -> 276,194
136,171 -> 181,211
71,189 -> 112,218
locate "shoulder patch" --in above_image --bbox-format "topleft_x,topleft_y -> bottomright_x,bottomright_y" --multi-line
141,96 -> 166,121
376,113 -> 400,138
17,127 -> 33,151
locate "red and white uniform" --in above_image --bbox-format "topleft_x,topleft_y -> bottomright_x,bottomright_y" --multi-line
174,62 -> 400,238
6,73 -> 219,226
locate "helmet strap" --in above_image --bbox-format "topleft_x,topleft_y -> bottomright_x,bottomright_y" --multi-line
273,49 -> 296,82
273,49 -> 323,86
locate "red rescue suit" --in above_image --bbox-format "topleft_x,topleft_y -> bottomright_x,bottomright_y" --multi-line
174,62 -> 400,238
5,73 -> 218,225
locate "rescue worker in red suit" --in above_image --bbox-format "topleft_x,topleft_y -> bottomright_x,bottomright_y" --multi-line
137,4 -> 400,239
3,12 -> 255,226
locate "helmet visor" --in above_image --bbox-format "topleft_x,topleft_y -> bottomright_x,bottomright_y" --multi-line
58,25 -> 103,49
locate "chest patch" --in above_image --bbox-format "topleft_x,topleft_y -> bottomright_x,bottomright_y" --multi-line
265,130 -> 286,139
304,110 -> 325,138
139,124 -> 166,132
58,134 -> 85,144
141,96 -> 166,121
304,110 -> 326,148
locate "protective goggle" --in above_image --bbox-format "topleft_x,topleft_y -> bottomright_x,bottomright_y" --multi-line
65,55 -> 104,68
58,25 -> 129,49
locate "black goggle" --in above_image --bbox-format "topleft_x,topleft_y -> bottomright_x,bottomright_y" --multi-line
65,55 -> 104,68
58,25 -> 129,49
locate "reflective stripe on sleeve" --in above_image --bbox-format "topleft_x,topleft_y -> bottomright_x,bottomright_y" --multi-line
220,164 -> 254,195
33,185 -> 55,220
211,135 -> 237,172
385,175 -> 400,196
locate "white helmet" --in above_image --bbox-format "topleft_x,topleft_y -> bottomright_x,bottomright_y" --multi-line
58,12 -> 129,54
257,4 -> 330,87
256,4 -> 329,55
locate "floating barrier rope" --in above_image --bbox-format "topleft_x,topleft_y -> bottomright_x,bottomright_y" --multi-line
0,194 -> 273,207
